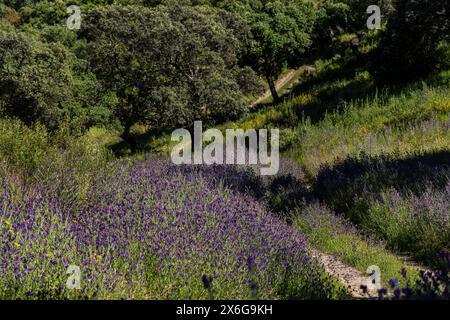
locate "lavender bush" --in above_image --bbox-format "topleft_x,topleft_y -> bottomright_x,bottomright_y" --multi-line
377,254 -> 450,300
313,151 -> 450,266
0,159 -> 344,299
364,184 -> 450,267
314,151 -> 450,224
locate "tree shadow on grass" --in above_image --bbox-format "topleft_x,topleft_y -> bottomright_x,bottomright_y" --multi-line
183,158 -> 313,217
313,150 -> 450,221
109,126 -> 173,157
200,150 -> 449,225
313,150 -> 450,268
203,150 -> 449,268
292,78 -> 374,124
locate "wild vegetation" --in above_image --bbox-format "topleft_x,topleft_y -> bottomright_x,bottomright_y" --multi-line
0,0 -> 449,300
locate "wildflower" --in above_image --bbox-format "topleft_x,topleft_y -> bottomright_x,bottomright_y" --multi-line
246,256 -> 255,271
378,288 -> 388,299
389,278 -> 399,288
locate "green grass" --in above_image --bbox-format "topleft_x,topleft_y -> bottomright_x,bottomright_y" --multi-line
360,188 -> 450,267
220,68 -> 450,177
292,85 -> 449,176
0,118 -> 114,200
293,204 -> 421,288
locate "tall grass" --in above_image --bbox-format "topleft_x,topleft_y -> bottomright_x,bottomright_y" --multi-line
294,85 -> 449,176
363,186 -> 449,267
0,118 -> 113,201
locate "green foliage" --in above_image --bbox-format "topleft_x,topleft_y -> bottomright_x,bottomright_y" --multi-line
80,4 -> 261,144
371,0 -> 450,83
310,0 -> 393,57
0,28 -> 73,129
3,0 -> 32,11
363,189 -> 450,267
0,118 -> 50,178
224,0 -> 317,101
16,0 -> 67,27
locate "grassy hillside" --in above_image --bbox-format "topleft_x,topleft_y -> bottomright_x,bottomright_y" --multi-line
216,55 -> 450,272
0,1 -> 449,301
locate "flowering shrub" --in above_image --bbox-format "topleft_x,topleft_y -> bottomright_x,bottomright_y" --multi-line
365,185 -> 450,267
375,253 -> 450,300
314,152 -> 450,266
0,159 -> 344,299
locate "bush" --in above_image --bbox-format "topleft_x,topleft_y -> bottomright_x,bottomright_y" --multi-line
364,187 -> 450,267
0,29 -> 73,129
371,0 -> 450,84
0,118 -> 50,179
0,118 -> 113,200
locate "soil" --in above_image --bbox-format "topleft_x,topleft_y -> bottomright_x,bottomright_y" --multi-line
309,248 -> 377,299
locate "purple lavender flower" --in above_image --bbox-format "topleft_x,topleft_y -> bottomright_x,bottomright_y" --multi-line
389,278 -> 399,288
0,159 -> 328,300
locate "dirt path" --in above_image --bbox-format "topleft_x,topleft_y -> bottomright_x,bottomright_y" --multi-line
309,248 -> 377,299
251,69 -> 298,107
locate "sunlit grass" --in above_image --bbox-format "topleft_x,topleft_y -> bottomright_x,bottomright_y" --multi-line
293,204 -> 421,288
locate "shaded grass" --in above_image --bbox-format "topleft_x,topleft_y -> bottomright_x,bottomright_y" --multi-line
361,187 -> 450,268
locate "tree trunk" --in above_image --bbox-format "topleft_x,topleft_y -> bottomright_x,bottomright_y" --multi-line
121,124 -> 137,153
266,73 -> 280,103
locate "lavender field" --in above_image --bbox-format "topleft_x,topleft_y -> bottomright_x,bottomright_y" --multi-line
0,159 -> 346,299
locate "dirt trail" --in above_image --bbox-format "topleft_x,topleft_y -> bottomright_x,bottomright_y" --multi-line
309,248 -> 377,299
251,69 -> 298,107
